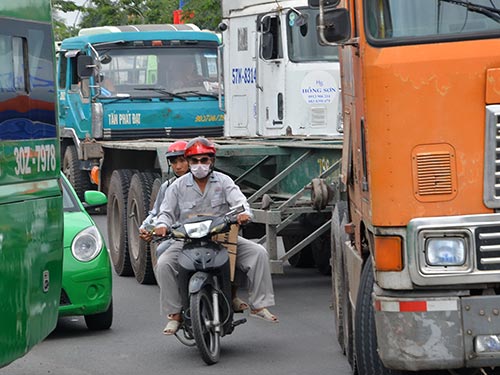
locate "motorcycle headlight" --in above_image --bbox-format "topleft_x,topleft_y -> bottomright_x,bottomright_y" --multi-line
71,225 -> 103,262
425,237 -> 466,266
184,220 -> 212,239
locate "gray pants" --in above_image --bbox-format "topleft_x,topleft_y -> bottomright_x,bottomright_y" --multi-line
154,236 -> 275,316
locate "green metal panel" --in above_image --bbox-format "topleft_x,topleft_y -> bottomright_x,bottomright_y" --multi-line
0,1 -> 52,22
0,185 -> 63,367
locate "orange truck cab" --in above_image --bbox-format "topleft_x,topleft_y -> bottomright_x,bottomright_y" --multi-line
314,0 -> 500,373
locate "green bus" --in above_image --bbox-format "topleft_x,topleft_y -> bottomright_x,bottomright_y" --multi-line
0,1 -> 63,368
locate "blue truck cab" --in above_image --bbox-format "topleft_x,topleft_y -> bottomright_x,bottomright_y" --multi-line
57,24 -> 224,198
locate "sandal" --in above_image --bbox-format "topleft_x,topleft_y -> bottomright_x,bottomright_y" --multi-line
249,308 -> 279,323
232,297 -> 249,313
163,319 -> 181,335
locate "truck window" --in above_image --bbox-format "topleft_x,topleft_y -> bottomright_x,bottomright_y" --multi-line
365,0 -> 500,44
69,57 -> 90,98
97,45 -> 219,96
260,15 -> 283,60
286,8 -> 339,62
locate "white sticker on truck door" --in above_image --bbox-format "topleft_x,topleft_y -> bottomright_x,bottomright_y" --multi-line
300,71 -> 338,105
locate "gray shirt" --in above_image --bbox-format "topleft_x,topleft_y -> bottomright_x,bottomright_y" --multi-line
156,171 -> 252,229
140,176 -> 176,230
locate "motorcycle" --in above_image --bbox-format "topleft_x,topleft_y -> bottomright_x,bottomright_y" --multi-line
161,205 -> 247,365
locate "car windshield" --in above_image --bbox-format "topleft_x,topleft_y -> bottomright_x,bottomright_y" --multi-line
97,44 -> 220,98
61,177 -> 80,212
287,8 -> 339,62
365,0 -> 500,43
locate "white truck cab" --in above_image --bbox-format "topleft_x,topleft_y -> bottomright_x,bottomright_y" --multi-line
221,0 -> 342,137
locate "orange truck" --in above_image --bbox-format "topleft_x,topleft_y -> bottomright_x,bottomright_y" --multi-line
312,0 -> 500,373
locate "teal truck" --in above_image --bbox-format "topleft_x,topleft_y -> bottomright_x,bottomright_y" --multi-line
57,24 -> 224,200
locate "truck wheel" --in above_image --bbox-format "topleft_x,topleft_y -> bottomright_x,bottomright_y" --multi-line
355,257 -> 405,375
63,145 -> 92,200
311,234 -> 332,275
107,169 -> 134,276
84,299 -> 113,330
149,177 -> 162,271
283,235 -> 314,268
127,172 -> 158,285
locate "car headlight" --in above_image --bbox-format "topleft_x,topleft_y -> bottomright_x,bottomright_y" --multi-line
72,225 -> 103,262
184,220 -> 212,239
425,237 -> 466,266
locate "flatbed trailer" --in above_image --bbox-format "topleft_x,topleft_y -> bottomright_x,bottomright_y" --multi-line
101,136 -> 342,283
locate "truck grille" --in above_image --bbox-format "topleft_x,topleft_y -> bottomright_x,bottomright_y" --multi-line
475,226 -> 500,271
484,105 -> 500,208
102,126 -> 224,140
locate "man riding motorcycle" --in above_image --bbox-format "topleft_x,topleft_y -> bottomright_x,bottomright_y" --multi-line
154,137 -> 278,335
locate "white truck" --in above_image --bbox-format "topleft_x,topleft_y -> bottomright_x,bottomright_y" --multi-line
220,0 -> 342,138
216,0 -> 343,274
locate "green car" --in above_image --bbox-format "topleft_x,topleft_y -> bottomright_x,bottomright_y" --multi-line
59,174 -> 113,330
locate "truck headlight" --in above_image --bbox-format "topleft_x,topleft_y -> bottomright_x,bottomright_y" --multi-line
475,334 -> 500,354
72,225 -> 103,262
425,237 -> 466,266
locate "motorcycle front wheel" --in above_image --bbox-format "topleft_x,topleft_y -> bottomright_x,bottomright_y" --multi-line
190,287 -> 220,365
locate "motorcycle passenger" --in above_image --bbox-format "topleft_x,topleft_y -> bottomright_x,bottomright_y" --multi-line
139,140 -> 189,243
154,137 -> 278,335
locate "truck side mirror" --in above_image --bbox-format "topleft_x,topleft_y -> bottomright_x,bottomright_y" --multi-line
317,8 -> 351,44
308,0 -> 340,8
77,55 -> 96,78
260,16 -> 271,33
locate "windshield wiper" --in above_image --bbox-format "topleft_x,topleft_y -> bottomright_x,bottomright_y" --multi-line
440,0 -> 500,23
174,90 -> 218,99
133,87 -> 187,100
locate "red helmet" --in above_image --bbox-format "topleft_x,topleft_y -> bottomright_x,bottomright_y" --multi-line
184,137 -> 216,158
166,140 -> 188,159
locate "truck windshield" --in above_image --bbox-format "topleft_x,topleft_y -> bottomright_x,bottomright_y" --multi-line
287,8 -> 339,62
97,46 -> 220,98
365,0 -> 500,44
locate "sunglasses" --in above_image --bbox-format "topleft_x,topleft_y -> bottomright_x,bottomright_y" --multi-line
189,156 -> 211,164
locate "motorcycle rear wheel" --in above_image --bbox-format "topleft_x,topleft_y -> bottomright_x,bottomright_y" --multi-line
190,287 -> 220,365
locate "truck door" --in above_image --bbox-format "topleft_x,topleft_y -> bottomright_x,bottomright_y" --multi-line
58,51 -> 92,138
256,14 -> 286,136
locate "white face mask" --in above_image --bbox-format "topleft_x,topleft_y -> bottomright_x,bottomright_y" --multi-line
190,164 -> 211,179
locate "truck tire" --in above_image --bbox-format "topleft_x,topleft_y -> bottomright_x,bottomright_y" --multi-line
149,177 -> 162,271
355,257 -> 406,375
107,169 -> 134,276
63,144 -> 92,201
127,172 -> 158,285
283,235 -> 315,268
311,233 -> 332,275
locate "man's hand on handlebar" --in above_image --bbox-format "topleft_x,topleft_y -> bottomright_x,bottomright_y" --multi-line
237,213 -> 251,226
139,228 -> 153,243
154,226 -> 169,237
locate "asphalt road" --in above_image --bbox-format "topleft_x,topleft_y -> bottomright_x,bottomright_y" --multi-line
1,214 -> 352,375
